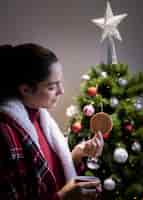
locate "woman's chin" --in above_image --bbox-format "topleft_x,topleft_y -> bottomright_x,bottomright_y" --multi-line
46,102 -> 57,110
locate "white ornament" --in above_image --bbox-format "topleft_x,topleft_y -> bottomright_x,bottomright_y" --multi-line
110,97 -> 119,108
113,147 -> 128,163
131,141 -> 141,152
91,1 -> 127,42
103,178 -> 116,191
66,105 -> 79,117
101,71 -> 108,78
134,102 -> 143,111
81,74 -> 90,81
83,104 -> 95,117
118,78 -> 128,86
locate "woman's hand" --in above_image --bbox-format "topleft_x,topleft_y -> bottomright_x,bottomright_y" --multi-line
72,131 -> 104,164
57,178 -> 101,200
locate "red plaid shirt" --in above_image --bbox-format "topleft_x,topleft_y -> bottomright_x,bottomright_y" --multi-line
0,112 -> 60,200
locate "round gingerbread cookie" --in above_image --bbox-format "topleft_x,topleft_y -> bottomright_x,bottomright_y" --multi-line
90,112 -> 113,134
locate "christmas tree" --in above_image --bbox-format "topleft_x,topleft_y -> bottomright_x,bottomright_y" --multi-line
66,1 -> 143,199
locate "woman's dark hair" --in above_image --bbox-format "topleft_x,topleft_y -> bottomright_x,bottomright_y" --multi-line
0,43 -> 58,103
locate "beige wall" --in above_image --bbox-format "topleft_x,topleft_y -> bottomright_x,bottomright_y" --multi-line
0,0 -> 143,131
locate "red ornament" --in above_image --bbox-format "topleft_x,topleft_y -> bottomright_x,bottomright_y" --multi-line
124,124 -> 133,133
103,132 -> 110,140
87,86 -> 98,97
71,121 -> 82,133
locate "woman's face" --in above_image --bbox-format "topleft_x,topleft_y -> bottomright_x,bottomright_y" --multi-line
21,62 -> 64,109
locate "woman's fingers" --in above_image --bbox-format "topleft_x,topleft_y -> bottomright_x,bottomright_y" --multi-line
83,141 -> 93,156
91,132 -> 104,157
75,130 -> 104,158
59,178 -> 101,200
92,139 -> 101,157
97,131 -> 104,146
92,131 -> 103,145
76,180 -> 101,189
74,179 -> 102,200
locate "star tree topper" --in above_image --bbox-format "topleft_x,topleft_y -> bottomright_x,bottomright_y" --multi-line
91,1 -> 128,64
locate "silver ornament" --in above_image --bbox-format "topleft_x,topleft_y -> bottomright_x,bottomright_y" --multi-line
86,158 -> 100,170
136,96 -> 143,104
103,178 -> 116,191
134,102 -> 143,111
118,78 -> 128,86
110,97 -> 119,108
131,141 -> 141,152
113,147 -> 128,163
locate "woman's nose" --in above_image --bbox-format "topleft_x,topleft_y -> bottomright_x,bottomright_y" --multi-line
59,86 -> 64,95
57,83 -> 64,95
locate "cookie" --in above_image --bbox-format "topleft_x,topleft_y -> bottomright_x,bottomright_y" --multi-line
90,112 -> 113,134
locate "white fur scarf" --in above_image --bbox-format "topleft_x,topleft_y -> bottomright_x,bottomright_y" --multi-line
0,100 -> 77,181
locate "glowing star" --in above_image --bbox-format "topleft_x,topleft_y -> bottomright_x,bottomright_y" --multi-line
91,1 -> 127,42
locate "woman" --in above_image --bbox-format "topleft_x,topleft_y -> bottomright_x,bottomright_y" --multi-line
0,43 -> 104,200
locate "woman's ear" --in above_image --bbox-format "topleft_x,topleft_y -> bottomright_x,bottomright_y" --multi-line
18,84 -> 32,97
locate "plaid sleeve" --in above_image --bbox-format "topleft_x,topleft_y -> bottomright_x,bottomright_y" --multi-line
0,123 -> 22,199
0,122 -> 62,200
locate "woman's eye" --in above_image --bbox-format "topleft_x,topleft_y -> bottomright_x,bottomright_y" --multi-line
46,81 -> 63,91
48,86 -> 56,90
